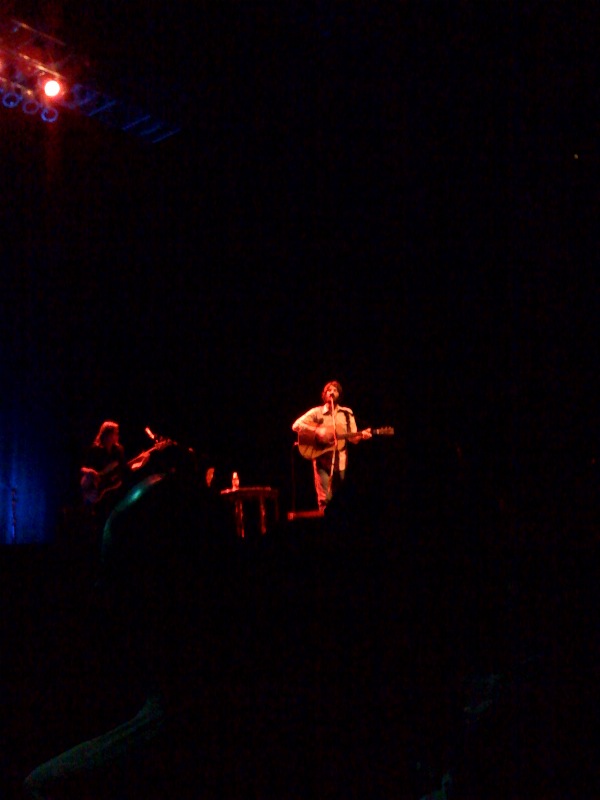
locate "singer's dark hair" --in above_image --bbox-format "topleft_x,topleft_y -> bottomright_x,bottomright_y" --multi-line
321,381 -> 343,404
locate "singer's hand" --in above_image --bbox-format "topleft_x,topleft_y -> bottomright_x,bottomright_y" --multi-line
347,428 -> 372,444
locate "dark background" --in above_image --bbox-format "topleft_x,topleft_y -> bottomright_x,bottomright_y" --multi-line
1,1 -> 600,797
1,0 -> 597,539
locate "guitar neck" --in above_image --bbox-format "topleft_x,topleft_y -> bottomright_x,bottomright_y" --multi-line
338,427 -> 391,440
127,438 -> 172,469
127,446 -> 155,468
297,426 -> 394,460
337,429 -> 366,440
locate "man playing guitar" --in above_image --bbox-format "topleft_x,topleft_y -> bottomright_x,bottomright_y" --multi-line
292,381 -> 372,512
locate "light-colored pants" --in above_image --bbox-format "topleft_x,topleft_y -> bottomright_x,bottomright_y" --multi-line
313,456 -> 345,510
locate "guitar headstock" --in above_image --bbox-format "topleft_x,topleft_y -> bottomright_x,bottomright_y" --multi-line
374,426 -> 395,436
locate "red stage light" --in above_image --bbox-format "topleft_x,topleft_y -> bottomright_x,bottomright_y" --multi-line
42,78 -> 61,98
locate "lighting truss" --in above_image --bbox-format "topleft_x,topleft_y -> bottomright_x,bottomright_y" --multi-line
0,19 -> 180,143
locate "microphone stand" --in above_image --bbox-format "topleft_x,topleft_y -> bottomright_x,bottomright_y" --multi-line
328,397 -> 336,502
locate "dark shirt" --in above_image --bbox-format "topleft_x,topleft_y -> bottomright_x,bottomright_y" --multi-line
81,443 -> 128,513
84,443 -> 126,472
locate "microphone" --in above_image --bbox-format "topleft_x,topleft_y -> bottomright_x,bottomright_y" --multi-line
145,427 -> 157,442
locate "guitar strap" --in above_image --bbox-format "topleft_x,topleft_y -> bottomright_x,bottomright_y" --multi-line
342,409 -> 351,432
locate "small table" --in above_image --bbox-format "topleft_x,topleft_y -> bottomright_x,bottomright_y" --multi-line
220,486 -> 280,538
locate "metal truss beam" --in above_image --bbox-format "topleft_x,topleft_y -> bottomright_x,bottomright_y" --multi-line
0,18 -> 180,144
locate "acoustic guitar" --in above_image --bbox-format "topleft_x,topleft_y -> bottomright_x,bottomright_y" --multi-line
297,425 -> 394,460
81,438 -> 172,505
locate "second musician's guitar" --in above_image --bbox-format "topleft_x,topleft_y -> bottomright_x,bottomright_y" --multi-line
81,438 -> 172,505
297,425 -> 394,460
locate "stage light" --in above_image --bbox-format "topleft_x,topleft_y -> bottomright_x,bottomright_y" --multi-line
2,88 -> 21,108
40,105 -> 58,122
42,77 -> 61,98
22,97 -> 41,114
1,18 -> 181,143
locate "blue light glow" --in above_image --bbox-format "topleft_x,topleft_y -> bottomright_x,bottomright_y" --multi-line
0,406 -> 56,545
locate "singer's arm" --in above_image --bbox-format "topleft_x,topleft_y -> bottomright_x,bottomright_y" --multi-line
344,410 -> 372,444
292,407 -> 324,432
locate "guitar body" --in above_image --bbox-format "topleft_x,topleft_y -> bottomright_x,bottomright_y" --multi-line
81,461 -> 122,505
297,426 -> 394,460
297,424 -> 348,460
